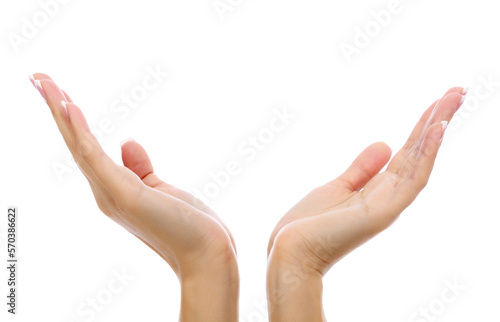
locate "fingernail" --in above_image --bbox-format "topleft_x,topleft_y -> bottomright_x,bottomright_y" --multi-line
440,121 -> 448,141
29,74 -> 35,87
462,87 -> 468,95
34,79 -> 47,102
120,137 -> 135,147
61,100 -> 69,119
457,95 -> 466,111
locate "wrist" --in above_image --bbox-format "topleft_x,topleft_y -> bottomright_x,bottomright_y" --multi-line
267,248 -> 325,321
180,262 -> 239,321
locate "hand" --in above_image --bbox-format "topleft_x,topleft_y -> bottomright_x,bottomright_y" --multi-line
30,73 -> 239,321
266,87 -> 467,321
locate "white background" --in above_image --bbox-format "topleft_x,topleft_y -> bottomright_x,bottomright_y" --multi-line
1,0 -> 499,321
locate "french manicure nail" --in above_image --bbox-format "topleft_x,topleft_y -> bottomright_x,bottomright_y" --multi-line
440,120 -> 448,141
120,137 -> 135,147
457,95 -> 466,111
29,74 -> 35,87
61,100 -> 69,118
34,79 -> 47,102
462,87 -> 468,95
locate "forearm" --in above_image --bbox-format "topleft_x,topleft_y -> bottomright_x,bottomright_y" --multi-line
180,264 -> 239,321
267,254 -> 325,322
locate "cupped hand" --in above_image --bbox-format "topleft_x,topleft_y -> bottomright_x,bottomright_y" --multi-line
30,73 -> 238,320
268,86 -> 467,277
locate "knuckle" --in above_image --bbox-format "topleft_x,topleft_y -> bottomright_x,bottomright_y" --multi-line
403,138 -> 417,151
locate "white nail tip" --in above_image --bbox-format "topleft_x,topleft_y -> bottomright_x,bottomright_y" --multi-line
120,137 -> 135,147
441,121 -> 448,131
61,100 -> 67,109
34,79 -> 42,89
29,74 -> 35,82
459,95 -> 466,106
462,87 -> 469,95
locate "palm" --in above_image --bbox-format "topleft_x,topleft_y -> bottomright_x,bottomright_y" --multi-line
107,163 -> 236,266
116,155 -> 236,252
268,87 -> 466,275
33,73 -> 236,276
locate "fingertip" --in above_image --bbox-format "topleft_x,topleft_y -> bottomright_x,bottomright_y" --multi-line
369,141 -> 392,165
444,86 -> 466,97
373,141 -> 392,154
457,95 -> 466,111
121,140 -> 154,179
62,89 -> 73,103
335,141 -> 393,191
28,74 -> 35,86
120,137 -> 136,148
442,92 -> 464,101
436,92 -> 464,119
32,73 -> 54,81
441,120 -> 448,134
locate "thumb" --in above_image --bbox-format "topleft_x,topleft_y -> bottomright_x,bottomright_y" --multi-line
334,142 -> 392,191
121,138 -> 164,187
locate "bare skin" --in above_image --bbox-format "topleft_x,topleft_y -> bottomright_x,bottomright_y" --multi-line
266,87 -> 467,321
31,73 -> 466,321
30,73 -> 239,321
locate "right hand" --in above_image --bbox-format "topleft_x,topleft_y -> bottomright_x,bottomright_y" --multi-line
266,87 -> 466,321
31,73 -> 239,321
